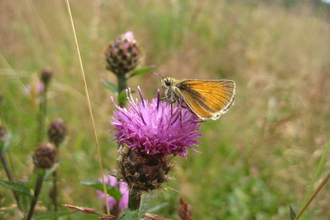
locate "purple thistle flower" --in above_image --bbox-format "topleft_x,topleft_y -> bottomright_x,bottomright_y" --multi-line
96,175 -> 128,212
24,82 -> 45,94
110,87 -> 202,157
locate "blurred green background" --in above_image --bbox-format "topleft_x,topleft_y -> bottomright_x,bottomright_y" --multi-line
1,0 -> 330,219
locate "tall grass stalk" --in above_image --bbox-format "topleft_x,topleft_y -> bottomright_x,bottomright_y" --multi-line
295,140 -> 330,219
294,172 -> 330,220
65,0 -> 110,215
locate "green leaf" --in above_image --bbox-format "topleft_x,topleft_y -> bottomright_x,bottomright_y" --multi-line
106,67 -> 116,74
101,79 -> 118,96
128,65 -> 156,78
44,163 -> 60,179
146,203 -> 169,213
289,206 -> 296,220
118,209 -> 139,220
31,211 -> 74,220
81,180 -> 122,201
0,179 -> 32,197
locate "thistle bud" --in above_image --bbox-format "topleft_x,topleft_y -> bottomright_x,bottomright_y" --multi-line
105,31 -> 142,75
119,148 -> 173,191
47,118 -> 67,147
40,66 -> 53,85
33,142 -> 56,169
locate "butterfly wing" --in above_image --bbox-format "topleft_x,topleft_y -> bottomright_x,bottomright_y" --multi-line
176,79 -> 236,120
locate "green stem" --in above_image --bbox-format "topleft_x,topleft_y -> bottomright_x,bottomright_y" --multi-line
117,74 -> 127,107
26,170 -> 45,220
128,188 -> 141,210
0,150 -> 22,211
51,171 -> 58,212
36,84 -> 48,144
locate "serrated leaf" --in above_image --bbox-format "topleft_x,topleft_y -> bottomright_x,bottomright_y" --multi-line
101,79 -> 118,96
118,209 -> 139,220
128,65 -> 156,78
0,179 -> 32,197
81,180 -> 122,200
289,206 -> 296,220
31,211 -> 74,220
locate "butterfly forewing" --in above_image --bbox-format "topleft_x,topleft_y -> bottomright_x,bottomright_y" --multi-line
177,79 -> 235,120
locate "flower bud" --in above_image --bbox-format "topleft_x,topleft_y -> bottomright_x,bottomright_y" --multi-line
33,142 -> 57,169
47,118 -> 67,147
105,31 -> 142,75
40,66 -> 53,85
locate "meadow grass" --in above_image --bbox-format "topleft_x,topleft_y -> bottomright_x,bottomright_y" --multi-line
1,0 -> 330,219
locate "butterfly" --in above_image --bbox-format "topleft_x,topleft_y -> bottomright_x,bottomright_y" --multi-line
160,76 -> 236,120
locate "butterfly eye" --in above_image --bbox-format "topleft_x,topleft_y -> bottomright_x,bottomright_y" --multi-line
164,78 -> 171,86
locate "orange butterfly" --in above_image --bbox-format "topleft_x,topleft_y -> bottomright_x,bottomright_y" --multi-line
160,77 -> 236,120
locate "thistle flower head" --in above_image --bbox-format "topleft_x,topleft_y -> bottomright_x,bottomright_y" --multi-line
96,175 -> 128,212
105,31 -> 142,75
110,87 -> 202,158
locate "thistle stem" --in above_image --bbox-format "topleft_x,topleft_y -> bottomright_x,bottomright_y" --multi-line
36,84 -> 48,144
0,150 -> 22,211
128,189 -> 141,210
50,142 -> 59,215
51,171 -> 58,213
117,73 -> 127,107
26,170 -> 45,220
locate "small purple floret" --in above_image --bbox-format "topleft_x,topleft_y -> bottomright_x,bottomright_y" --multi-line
96,175 -> 128,211
110,87 -> 202,157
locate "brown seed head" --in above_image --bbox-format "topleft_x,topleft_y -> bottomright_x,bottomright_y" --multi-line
33,142 -> 57,169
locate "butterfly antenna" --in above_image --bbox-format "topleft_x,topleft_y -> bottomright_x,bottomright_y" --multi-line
151,72 -> 166,79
